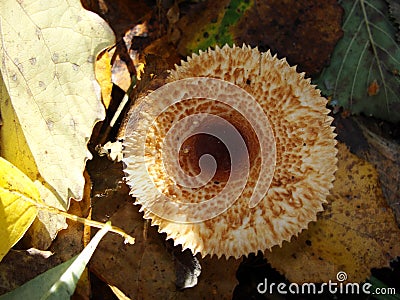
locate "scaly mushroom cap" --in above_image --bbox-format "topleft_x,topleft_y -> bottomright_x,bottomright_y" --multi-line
122,44 -> 337,258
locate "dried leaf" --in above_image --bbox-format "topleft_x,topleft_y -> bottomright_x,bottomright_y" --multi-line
0,249 -> 59,295
265,143 -> 400,283
316,0 -> 400,122
0,0 -> 115,245
180,257 -> 240,300
87,157 -> 240,299
234,0 -> 344,75
333,115 -> 400,225
174,250 -> 201,289
355,118 -> 400,225
89,187 -> 176,299
81,0 -> 152,38
0,157 -> 39,261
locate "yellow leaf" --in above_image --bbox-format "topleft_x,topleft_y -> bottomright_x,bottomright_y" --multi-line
0,157 -> 40,261
0,0 -> 115,246
265,143 -> 400,283
95,50 -> 113,109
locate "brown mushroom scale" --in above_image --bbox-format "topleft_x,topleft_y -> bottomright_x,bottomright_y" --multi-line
122,45 -> 337,258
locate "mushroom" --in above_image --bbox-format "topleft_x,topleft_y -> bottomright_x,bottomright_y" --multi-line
122,44 -> 337,258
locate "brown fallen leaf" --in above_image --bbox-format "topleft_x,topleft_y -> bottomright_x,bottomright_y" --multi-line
47,172 -> 92,300
265,142 -> 400,283
355,118 -> 400,225
182,257 -> 240,300
0,249 -> 59,295
111,23 -> 148,92
169,0 -> 342,76
333,115 -> 400,226
81,0 -> 153,38
87,155 -> 240,299
89,183 -> 177,299
234,0 -> 344,76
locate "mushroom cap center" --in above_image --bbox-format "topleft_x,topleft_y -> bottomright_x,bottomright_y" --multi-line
159,99 -> 260,185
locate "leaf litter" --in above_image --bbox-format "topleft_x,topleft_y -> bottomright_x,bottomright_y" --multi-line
1,0 -> 400,298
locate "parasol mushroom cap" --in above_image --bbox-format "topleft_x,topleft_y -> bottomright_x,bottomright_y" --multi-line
122,44 -> 337,258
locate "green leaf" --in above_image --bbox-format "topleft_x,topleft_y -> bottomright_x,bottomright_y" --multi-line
186,0 -> 252,53
387,0 -> 400,41
315,0 -> 400,122
0,222 -> 111,300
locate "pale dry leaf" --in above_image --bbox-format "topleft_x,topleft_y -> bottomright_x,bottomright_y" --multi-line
0,76 -> 65,249
0,0 -> 115,244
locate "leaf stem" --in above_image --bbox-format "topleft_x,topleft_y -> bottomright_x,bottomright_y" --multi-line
24,197 -> 135,244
